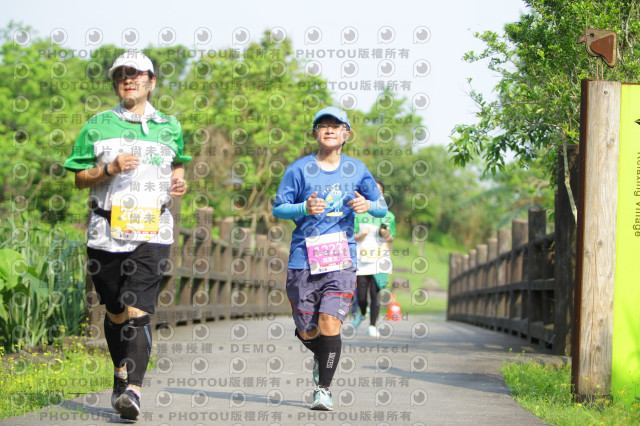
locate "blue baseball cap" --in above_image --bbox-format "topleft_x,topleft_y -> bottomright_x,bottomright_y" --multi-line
313,106 -> 351,130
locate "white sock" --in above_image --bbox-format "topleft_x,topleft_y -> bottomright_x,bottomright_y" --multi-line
125,386 -> 141,399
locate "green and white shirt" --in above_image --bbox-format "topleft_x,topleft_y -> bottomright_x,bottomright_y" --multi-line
354,210 -> 396,275
64,106 -> 190,253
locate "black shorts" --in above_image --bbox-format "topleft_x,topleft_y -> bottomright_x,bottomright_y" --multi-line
87,243 -> 170,315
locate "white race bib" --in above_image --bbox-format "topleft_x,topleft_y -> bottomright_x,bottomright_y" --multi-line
305,231 -> 352,275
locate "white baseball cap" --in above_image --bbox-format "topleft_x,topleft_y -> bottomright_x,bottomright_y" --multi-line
107,51 -> 154,80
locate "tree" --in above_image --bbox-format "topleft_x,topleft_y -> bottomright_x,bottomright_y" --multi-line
0,22 -> 91,223
449,0 -> 640,184
162,33 -> 334,232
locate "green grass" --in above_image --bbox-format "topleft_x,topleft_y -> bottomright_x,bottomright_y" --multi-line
388,291 -> 447,316
374,236 -> 456,317
0,337 -> 157,420
0,337 -> 112,419
501,356 -> 640,426
389,236 -> 460,291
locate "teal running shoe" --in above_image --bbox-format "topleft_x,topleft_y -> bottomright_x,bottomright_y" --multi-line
311,386 -> 333,411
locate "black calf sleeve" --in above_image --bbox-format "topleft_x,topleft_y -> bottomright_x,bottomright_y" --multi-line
295,329 -> 319,355
317,334 -> 342,388
122,315 -> 152,387
104,315 -> 127,369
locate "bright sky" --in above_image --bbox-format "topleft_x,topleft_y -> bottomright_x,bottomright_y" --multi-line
6,0 -> 528,146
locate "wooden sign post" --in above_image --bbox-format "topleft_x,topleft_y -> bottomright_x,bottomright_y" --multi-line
574,79 -> 640,404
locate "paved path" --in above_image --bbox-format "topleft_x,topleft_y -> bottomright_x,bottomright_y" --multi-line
2,313 -> 560,425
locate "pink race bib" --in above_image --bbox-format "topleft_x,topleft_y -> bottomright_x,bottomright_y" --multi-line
305,231 -> 352,275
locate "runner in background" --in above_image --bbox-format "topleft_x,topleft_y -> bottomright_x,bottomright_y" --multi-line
64,51 -> 190,421
353,180 -> 396,337
272,106 -> 388,410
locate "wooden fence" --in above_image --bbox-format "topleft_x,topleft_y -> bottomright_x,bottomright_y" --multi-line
86,205 -> 291,330
447,146 -> 578,355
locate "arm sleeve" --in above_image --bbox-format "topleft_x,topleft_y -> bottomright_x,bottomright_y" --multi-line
357,166 -> 387,218
272,202 -> 307,220
368,196 -> 388,218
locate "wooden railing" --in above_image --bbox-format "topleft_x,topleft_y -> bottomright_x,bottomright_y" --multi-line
86,206 -> 290,330
447,145 -> 578,355
448,210 -> 556,346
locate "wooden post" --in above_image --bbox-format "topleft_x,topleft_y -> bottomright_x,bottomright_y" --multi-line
469,249 -> 477,318
218,217 -> 234,319
555,144 -> 579,356
462,255 -> 470,316
497,230 -> 511,286
477,244 -> 488,318
477,245 -> 488,289
527,208 -> 546,343
486,238 -> 498,328
496,229 -> 511,330
510,219 -> 528,335
511,220 -> 528,280
192,207 -> 213,322
572,79 -> 620,400
447,253 -> 461,320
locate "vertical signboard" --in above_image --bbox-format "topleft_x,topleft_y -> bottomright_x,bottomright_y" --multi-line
612,83 -> 640,405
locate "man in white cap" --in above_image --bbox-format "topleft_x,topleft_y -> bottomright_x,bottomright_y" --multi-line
64,50 -> 190,421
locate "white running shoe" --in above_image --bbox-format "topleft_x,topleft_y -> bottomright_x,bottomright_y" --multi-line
367,325 -> 379,337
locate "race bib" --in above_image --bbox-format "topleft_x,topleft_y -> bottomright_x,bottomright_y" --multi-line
110,194 -> 161,242
306,231 -> 352,275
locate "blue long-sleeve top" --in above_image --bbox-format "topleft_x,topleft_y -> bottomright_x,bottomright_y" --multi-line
272,154 -> 388,269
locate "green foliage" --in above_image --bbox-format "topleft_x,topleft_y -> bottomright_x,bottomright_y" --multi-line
373,144 -> 554,247
450,0 -> 640,181
502,356 -> 640,425
171,33 -> 334,228
0,20 -> 548,252
0,214 -> 87,352
0,23 -> 426,232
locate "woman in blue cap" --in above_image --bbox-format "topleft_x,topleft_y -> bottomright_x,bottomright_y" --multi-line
273,106 -> 388,410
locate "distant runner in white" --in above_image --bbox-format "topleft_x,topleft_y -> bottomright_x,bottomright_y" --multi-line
353,179 -> 396,337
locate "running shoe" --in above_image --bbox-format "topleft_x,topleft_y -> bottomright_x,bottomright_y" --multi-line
310,386 -> 333,411
111,376 -> 127,410
114,389 -> 140,420
367,325 -> 380,338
